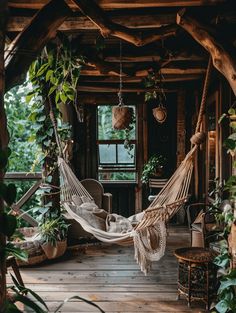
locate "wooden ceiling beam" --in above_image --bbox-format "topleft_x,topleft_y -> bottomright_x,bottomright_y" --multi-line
80,67 -> 206,76
77,85 -> 176,93
79,74 -> 202,83
5,0 -> 71,91
71,0 -> 177,46
177,9 -> 236,96
77,93 -> 144,104
8,0 -> 227,10
7,13 -> 176,32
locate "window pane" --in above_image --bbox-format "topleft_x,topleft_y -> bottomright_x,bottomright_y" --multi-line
98,105 -> 136,140
98,172 -> 136,181
99,144 -> 116,164
117,144 -> 135,164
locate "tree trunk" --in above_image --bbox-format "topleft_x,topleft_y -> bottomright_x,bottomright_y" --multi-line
0,1 -> 9,309
177,9 -> 236,96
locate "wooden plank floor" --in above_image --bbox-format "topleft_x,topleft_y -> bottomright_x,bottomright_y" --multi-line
7,226 -> 207,312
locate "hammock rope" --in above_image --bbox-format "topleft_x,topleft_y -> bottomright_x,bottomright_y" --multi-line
49,57 -> 212,273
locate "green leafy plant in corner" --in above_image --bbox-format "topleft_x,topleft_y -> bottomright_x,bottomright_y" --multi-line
211,104 -> 236,313
141,154 -> 167,184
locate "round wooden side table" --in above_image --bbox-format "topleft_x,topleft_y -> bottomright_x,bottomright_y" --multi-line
174,247 -> 218,310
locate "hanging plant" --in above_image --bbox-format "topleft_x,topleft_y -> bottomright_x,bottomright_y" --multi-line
144,69 -> 167,124
112,104 -> 134,130
112,40 -> 135,154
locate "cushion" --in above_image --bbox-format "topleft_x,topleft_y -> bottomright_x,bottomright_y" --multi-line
75,204 -> 106,231
106,214 -> 133,234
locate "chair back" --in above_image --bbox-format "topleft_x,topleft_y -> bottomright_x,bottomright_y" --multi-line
81,178 -> 104,209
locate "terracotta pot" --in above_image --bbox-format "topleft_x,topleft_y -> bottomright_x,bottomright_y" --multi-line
112,106 -> 133,130
41,240 -> 67,260
152,106 -> 167,124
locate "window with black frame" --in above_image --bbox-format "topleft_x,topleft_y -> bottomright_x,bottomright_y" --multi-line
97,105 -> 136,181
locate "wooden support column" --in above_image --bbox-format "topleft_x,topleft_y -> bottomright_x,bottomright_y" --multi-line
136,103 -> 145,213
177,9 -> 236,96
176,89 -> 186,167
0,1 -> 8,308
5,0 -> 71,91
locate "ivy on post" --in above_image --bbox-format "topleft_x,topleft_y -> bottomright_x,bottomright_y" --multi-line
0,1 -> 9,308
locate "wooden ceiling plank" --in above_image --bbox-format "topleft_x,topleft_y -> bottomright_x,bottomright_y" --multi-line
79,74 -> 202,83
177,8 -> 236,96
77,93 -> 144,104
7,13 -> 177,32
8,0 -> 226,10
80,67 -> 206,76
71,0 -> 177,46
5,0 -> 71,91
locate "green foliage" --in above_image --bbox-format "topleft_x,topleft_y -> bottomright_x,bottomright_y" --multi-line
141,155 -> 167,184
4,274 -> 48,313
143,69 -> 166,103
0,148 -> 29,273
4,85 -> 41,173
213,105 -> 236,312
39,217 -> 69,246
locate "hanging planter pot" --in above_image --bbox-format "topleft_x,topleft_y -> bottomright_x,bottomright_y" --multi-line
112,106 -> 134,130
152,105 -> 167,124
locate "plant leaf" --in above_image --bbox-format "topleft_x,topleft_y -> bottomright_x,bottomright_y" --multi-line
14,294 -> 47,313
1,213 -> 17,237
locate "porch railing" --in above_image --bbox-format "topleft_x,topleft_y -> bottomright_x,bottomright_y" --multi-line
5,172 -> 42,226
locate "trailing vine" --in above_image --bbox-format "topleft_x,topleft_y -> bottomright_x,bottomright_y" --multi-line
27,35 -> 83,220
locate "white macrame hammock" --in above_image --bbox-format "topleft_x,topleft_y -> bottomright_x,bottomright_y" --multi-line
52,58 -> 212,274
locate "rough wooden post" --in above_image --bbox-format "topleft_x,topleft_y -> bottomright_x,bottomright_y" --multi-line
0,1 -> 9,308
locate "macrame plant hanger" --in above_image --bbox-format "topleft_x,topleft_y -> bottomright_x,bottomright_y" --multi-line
112,40 -> 133,130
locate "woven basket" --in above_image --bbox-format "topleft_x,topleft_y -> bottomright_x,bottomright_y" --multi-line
14,227 -> 47,266
112,106 -> 133,130
41,240 -> 67,259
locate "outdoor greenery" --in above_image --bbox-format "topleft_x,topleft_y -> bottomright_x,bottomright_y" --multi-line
211,106 -> 236,313
98,105 -> 136,181
4,84 -> 41,223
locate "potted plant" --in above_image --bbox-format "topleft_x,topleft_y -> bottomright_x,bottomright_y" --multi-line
141,154 -> 167,184
39,217 -> 69,259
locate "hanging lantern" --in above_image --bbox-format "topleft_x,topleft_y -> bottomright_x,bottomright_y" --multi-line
153,104 -> 167,124
112,41 -> 134,130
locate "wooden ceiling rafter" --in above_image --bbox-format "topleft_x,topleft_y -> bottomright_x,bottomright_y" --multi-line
7,12 -> 177,32
71,0 -> 177,46
8,0 -> 227,10
79,74 -> 203,83
5,0 -> 71,91
177,8 -> 236,96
